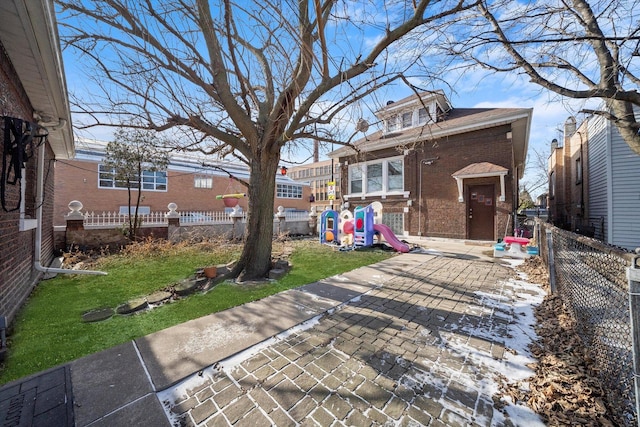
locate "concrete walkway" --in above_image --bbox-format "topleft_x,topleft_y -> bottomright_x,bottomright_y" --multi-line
0,239 -> 546,426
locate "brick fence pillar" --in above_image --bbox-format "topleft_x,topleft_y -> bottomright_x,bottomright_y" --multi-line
65,200 -> 85,231
166,203 -> 180,241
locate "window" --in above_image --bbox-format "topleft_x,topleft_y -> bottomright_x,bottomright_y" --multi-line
99,164 -> 127,188
387,159 -> 403,191
367,163 -> 383,192
142,170 -> 167,190
119,206 -> 150,215
349,166 -> 363,193
99,164 -> 167,191
348,157 -> 404,195
418,107 -> 429,124
386,115 -> 398,132
194,175 -> 213,189
575,158 -> 582,184
401,112 -> 412,128
277,183 -> 303,199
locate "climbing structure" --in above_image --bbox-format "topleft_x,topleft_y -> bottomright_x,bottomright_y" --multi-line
353,205 -> 374,248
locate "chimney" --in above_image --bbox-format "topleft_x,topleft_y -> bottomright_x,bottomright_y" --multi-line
551,138 -> 559,150
564,116 -> 577,140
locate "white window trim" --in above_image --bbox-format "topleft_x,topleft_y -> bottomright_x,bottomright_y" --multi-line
401,111 -> 413,128
194,174 -> 213,189
276,183 -> 303,199
98,164 -> 168,192
386,115 -> 399,132
346,156 -> 405,198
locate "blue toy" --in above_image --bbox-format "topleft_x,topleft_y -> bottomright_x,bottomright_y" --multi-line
320,209 -> 339,244
353,205 -> 374,248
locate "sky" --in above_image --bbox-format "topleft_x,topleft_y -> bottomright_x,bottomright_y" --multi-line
67,63 -> 583,201
58,1 -> 607,202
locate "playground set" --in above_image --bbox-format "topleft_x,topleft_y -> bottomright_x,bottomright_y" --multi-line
319,202 -> 410,253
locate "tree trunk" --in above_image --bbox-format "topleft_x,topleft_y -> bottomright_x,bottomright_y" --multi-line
233,154 -> 280,281
126,182 -> 136,241
607,98 -> 640,156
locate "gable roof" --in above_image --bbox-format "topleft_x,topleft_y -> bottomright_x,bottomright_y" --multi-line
0,0 -> 74,158
330,107 -> 532,178
375,90 -> 452,116
452,162 -> 509,177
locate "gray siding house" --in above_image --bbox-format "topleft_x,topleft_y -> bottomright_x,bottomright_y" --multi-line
551,111 -> 640,251
589,113 -> 640,250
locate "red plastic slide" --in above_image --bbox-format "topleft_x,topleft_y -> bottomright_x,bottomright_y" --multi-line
373,224 -> 410,253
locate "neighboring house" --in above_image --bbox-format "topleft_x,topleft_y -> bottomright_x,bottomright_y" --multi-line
288,159 -> 341,212
548,113 -> 640,251
53,139 -> 312,226
330,91 -> 532,241
0,0 -> 75,323
547,117 -> 586,232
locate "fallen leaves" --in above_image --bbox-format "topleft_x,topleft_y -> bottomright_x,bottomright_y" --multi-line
497,257 -> 620,426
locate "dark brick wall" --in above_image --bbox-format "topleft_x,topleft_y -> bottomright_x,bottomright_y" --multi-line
339,125 -> 516,240
0,41 -> 55,324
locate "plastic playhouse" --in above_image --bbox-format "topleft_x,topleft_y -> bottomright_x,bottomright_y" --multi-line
320,203 -> 410,253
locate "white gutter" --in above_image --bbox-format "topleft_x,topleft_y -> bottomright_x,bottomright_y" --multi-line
34,135 -> 107,276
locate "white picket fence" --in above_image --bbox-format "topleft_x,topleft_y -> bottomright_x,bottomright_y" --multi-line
179,210 -> 245,224
81,210 -> 317,227
83,211 -> 169,227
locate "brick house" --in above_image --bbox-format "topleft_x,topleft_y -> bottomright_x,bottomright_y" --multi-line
548,112 -> 640,250
330,91 -> 532,241
0,1 -> 75,323
53,139 -> 312,226
547,117 -> 584,232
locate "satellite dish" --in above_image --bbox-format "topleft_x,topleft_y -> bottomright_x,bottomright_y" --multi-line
356,118 -> 369,133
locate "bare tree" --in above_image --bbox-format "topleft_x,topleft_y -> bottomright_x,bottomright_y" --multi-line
102,128 -> 169,240
443,0 -> 640,155
520,146 -> 550,200
57,0 -> 479,280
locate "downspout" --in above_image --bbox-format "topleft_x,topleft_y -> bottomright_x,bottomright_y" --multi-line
34,132 -> 107,276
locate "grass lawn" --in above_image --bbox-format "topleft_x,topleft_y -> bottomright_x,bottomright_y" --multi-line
0,238 -> 393,384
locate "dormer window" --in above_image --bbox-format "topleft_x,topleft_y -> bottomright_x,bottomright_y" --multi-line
380,92 -> 449,134
386,115 -> 398,132
401,112 -> 412,128
418,107 -> 429,124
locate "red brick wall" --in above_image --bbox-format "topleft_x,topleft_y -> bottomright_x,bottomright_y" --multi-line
339,125 -> 516,240
0,42 -> 57,324
53,158 -> 311,226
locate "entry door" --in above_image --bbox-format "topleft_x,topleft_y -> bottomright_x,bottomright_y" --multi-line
468,185 -> 495,240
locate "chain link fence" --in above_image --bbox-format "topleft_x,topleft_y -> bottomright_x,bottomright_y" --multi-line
539,222 -> 637,426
